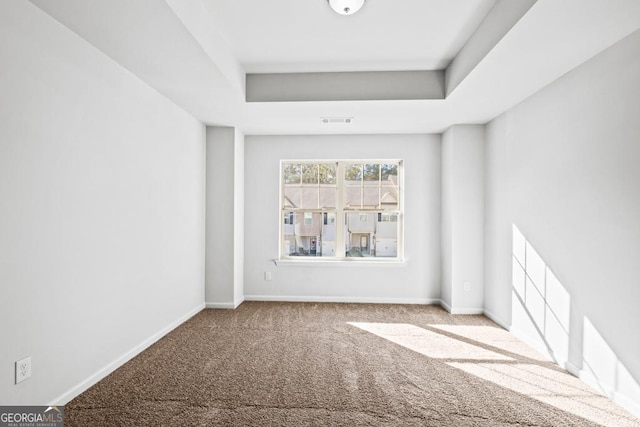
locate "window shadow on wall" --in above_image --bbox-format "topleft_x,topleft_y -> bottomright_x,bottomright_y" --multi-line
511,224 -> 570,366
583,316 -> 640,416
511,224 -> 640,418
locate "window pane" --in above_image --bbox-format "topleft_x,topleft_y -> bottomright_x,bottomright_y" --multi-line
300,188 -> 319,209
319,163 -> 337,184
380,187 -> 398,209
345,164 -> 362,181
345,213 -> 374,257
374,211 -> 399,257
283,164 -> 301,184
319,187 -> 337,209
363,163 -> 380,182
381,164 -> 399,209
321,212 -> 337,257
301,164 -> 318,184
282,211 -> 296,256
344,185 -> 362,208
283,187 -> 301,209
363,187 -> 379,208
381,163 -> 398,181
343,212 -> 399,258
283,211 -> 336,257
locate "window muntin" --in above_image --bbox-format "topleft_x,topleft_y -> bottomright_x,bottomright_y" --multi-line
281,160 -> 402,260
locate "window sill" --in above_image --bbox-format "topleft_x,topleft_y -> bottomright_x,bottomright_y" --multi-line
273,259 -> 407,268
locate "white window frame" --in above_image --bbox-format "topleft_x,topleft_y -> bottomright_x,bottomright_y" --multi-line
279,159 -> 404,262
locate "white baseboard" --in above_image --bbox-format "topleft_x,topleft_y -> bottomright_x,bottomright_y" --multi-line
439,299 -> 453,313
448,307 -> 484,315
49,302 -> 205,405
439,299 -> 484,315
509,326 -> 552,357
483,309 -> 510,330
613,390 -> 640,419
565,362 -> 640,418
565,361 -> 581,377
206,302 -> 235,309
244,295 -> 441,305
205,297 -> 244,309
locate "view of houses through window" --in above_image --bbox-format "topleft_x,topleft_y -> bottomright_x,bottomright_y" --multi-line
281,160 -> 402,260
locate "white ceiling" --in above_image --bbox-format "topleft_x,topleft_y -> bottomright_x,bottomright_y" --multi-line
204,0 -> 496,73
28,0 -> 640,135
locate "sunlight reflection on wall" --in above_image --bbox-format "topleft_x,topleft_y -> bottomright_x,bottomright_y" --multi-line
583,317 -> 640,413
511,225 -> 640,417
511,225 -> 571,366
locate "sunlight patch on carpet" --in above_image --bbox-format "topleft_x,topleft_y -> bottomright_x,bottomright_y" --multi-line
428,324 -> 550,361
347,322 -> 513,361
450,361 -> 639,427
348,320 -> 639,427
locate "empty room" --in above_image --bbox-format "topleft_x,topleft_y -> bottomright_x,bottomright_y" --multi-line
1,0 -> 639,426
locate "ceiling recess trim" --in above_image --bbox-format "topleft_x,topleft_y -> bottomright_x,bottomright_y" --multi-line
247,70 -> 444,102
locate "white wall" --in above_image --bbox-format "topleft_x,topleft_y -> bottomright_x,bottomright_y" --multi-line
233,129 -> 245,305
441,131 -> 454,308
205,127 -> 244,308
484,28 -> 640,414
0,2 -> 205,404
206,127 -> 235,305
441,125 -> 485,314
244,134 -> 441,303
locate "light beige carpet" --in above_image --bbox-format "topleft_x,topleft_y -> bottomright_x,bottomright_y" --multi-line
65,302 -> 640,426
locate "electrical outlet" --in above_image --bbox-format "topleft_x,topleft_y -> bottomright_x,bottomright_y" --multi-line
15,356 -> 31,384
264,271 -> 272,281
463,281 -> 471,292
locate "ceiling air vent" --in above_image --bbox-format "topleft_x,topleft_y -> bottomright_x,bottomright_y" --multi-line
321,117 -> 353,124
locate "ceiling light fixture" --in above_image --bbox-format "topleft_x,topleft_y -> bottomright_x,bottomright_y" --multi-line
327,0 -> 366,16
